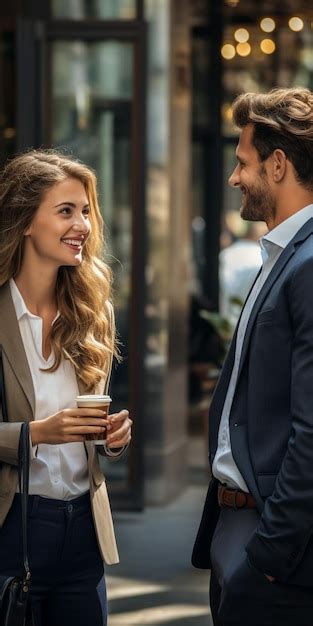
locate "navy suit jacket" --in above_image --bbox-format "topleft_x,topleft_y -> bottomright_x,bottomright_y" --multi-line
192,217 -> 313,586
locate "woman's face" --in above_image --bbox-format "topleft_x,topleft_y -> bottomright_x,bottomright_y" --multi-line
24,177 -> 91,270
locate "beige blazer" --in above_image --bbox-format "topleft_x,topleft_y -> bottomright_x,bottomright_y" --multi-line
0,281 -> 119,565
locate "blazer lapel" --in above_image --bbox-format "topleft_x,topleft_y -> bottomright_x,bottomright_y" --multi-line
0,282 -> 35,416
237,218 -> 313,383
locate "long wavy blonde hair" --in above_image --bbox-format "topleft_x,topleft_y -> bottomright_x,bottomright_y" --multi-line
0,149 -> 118,391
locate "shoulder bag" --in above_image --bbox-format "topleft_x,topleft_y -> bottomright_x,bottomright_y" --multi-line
0,347 -> 33,626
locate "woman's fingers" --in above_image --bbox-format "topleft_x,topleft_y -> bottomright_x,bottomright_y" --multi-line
108,409 -> 130,425
65,408 -> 109,418
36,407 -> 132,445
106,410 -> 132,447
67,416 -> 109,426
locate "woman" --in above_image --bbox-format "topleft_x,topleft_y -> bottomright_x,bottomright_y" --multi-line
0,150 -> 132,625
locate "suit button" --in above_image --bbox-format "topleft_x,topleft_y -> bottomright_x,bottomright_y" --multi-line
234,423 -> 238,427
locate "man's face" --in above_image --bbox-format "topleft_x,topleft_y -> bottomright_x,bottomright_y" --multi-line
228,124 -> 275,225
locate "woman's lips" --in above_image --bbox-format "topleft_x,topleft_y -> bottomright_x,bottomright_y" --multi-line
61,238 -> 83,251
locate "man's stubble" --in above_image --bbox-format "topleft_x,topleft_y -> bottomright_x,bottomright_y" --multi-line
240,165 -> 276,226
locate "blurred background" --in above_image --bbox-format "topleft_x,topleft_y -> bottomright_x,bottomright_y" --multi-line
0,1 -> 312,623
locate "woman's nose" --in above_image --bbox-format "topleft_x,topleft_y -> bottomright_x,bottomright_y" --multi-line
72,216 -> 90,233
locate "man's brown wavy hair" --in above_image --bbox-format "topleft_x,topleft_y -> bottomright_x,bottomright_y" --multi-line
0,149 -> 118,391
232,87 -> 313,191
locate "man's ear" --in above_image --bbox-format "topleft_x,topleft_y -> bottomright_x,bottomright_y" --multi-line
272,149 -> 287,183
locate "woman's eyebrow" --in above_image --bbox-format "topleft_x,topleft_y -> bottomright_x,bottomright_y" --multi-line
54,201 -> 90,208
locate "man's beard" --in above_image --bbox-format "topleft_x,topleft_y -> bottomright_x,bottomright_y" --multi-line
240,172 -> 275,224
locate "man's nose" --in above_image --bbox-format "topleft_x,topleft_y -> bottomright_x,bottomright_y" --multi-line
228,164 -> 240,188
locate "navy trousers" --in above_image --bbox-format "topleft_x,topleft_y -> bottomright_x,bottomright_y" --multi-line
0,492 -> 107,626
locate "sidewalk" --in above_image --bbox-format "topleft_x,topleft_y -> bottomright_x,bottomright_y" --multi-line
106,436 -> 213,626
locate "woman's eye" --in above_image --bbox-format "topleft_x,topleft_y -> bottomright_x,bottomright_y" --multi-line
60,207 -> 71,215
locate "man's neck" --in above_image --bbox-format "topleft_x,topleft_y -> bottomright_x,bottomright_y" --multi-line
267,196 -> 313,231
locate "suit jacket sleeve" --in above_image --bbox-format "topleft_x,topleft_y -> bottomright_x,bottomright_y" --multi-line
246,256 -> 313,581
0,421 -> 23,465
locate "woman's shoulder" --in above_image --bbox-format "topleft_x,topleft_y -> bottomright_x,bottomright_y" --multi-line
0,280 -> 14,310
0,280 -> 11,293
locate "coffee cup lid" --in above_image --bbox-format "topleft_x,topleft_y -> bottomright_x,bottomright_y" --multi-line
76,395 -> 112,402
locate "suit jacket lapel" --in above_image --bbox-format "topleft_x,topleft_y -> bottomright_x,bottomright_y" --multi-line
0,282 -> 35,416
237,217 -> 313,383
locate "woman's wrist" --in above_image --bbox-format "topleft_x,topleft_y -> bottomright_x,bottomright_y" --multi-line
29,420 -> 44,446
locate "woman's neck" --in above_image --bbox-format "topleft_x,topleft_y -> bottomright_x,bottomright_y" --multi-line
14,265 -> 58,317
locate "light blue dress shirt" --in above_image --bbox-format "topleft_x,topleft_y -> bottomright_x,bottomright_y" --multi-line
213,204 -> 313,491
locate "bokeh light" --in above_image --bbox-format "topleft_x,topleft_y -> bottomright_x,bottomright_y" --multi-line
288,17 -> 304,32
260,39 -> 276,54
221,43 -> 236,60
236,42 -> 251,57
234,28 -> 249,43
260,18 -> 276,33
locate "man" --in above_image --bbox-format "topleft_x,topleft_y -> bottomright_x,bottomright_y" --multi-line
192,87 -> 313,626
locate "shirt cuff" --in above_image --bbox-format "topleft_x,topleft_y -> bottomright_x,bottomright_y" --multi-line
29,430 -> 38,460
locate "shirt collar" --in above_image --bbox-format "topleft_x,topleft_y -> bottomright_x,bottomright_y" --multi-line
9,278 -> 29,321
9,279 -> 60,324
262,204 -> 313,251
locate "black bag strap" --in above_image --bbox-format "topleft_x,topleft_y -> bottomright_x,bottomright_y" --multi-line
0,346 -> 31,586
18,423 -> 31,586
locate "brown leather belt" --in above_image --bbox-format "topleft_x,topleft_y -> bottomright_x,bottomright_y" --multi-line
218,484 -> 257,509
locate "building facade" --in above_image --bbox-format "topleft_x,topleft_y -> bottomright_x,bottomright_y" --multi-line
0,0 -> 312,509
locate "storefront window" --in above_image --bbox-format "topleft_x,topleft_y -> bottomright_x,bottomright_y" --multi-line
52,0 -> 136,19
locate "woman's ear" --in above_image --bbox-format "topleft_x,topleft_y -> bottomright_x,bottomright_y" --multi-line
24,224 -> 32,236
272,149 -> 287,183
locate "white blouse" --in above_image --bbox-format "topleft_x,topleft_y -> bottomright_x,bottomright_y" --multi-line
10,279 -> 90,500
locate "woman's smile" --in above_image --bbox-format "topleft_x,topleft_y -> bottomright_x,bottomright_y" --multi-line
61,236 -> 86,252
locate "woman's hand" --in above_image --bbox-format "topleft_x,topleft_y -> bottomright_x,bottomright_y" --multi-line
105,410 -> 132,448
29,408 -> 109,445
